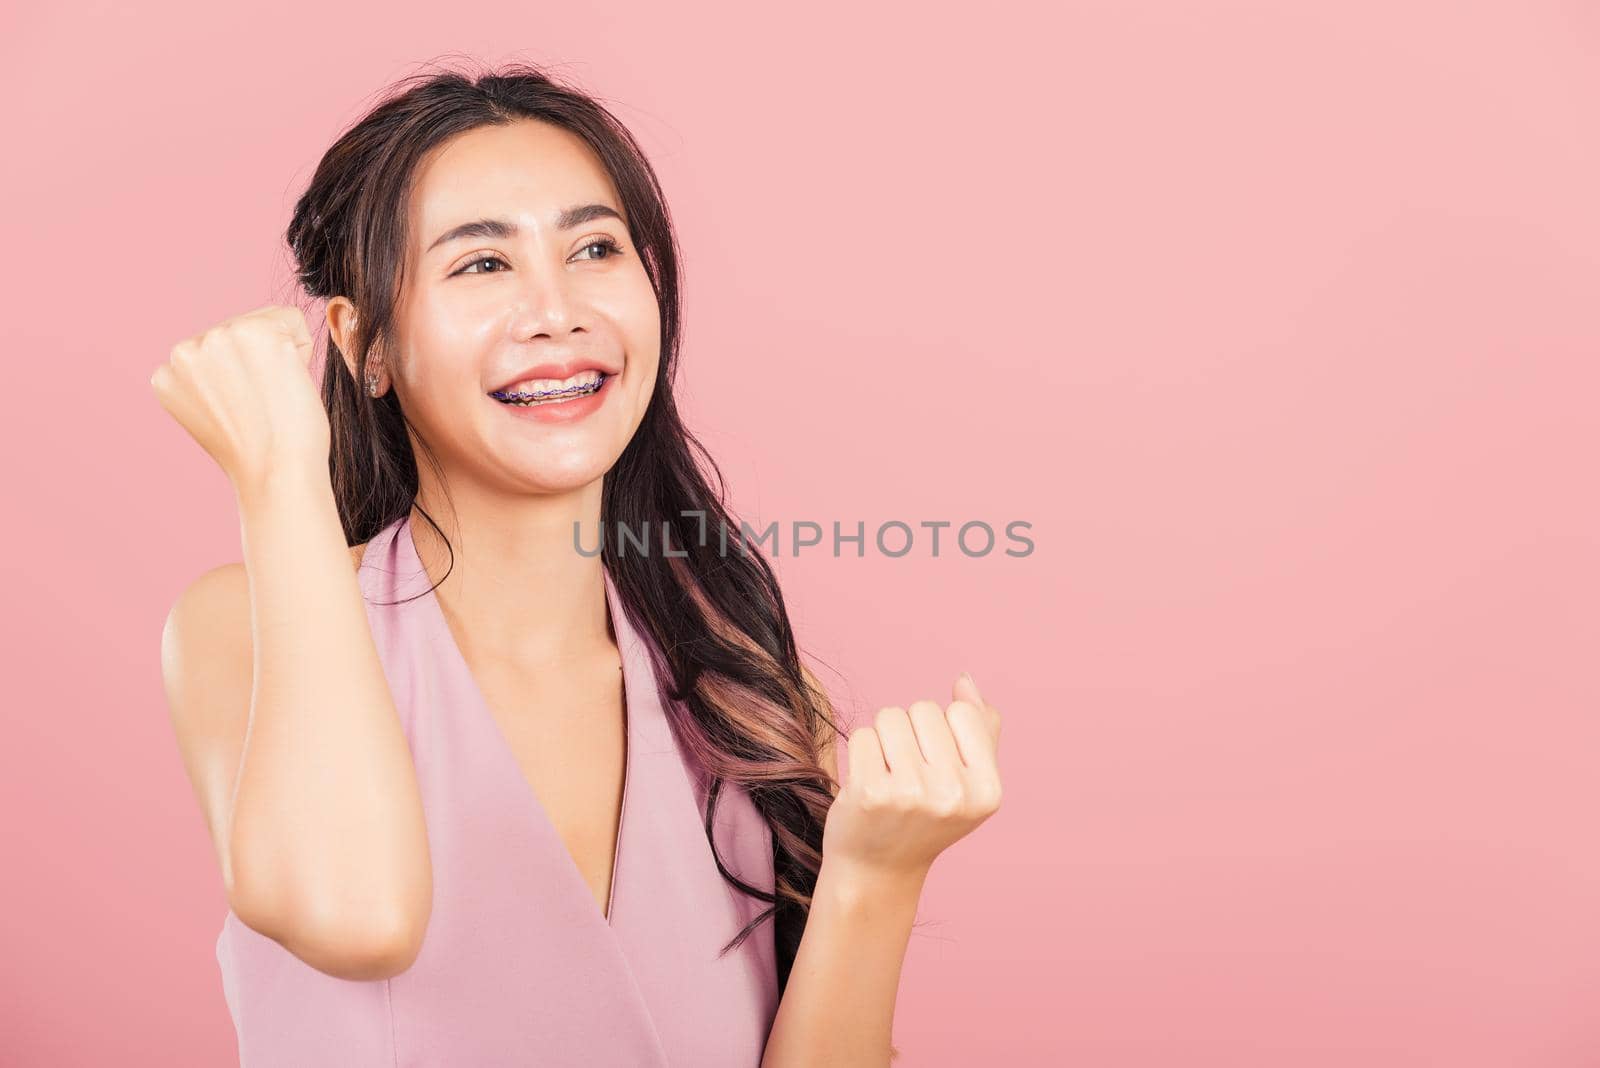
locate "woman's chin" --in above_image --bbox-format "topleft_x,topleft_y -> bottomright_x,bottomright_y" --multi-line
508,454 -> 616,494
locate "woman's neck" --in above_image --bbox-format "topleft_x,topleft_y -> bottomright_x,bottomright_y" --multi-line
409,478 -> 612,669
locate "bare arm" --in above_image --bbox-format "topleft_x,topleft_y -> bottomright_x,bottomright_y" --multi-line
760,852 -> 923,1067
761,674 -> 1004,1066
161,467 -> 432,980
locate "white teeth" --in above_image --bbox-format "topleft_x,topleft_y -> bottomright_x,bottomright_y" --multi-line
493,368 -> 607,406
501,369 -> 603,394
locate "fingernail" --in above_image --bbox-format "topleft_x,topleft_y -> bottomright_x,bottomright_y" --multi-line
963,670 -> 978,689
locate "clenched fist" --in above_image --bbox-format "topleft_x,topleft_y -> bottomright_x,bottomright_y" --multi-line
822,672 -> 1003,880
150,304 -> 331,493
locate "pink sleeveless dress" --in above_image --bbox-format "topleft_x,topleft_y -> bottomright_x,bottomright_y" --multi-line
215,512 -> 780,1066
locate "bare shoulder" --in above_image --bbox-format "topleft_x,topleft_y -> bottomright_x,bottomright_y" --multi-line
159,561 -> 255,891
160,546 -> 367,669
159,545 -> 368,697
159,545 -> 369,890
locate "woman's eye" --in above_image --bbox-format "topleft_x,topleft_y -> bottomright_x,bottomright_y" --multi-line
576,236 -> 625,261
454,254 -> 509,276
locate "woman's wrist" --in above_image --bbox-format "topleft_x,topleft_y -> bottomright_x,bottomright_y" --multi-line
815,856 -> 930,915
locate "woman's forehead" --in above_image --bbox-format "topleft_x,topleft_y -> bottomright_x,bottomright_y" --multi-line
411,123 -> 617,236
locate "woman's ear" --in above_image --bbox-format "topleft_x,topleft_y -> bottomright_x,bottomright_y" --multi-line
325,296 -> 358,373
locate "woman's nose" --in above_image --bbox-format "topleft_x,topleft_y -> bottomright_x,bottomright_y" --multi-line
509,259 -> 586,340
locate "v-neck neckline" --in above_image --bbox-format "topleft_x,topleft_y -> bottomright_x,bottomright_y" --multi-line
398,512 -> 633,930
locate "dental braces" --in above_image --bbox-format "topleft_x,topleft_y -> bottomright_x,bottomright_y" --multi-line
491,376 -> 606,402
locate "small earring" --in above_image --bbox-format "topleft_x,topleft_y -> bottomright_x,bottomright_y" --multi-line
365,367 -> 381,397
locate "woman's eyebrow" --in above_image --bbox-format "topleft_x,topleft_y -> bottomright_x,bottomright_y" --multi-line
425,204 -> 624,253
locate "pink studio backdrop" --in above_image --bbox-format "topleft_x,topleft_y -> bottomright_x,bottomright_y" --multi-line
4,3 -> 1598,1065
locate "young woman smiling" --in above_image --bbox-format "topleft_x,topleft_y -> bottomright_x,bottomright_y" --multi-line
153,61 -> 1002,1067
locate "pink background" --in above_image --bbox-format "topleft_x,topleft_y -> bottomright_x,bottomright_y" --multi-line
4,2 -> 1598,1064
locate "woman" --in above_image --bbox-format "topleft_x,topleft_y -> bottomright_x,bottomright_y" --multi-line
153,60 -> 1003,1066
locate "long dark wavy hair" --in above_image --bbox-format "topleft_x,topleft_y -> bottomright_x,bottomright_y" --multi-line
283,58 -> 843,997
